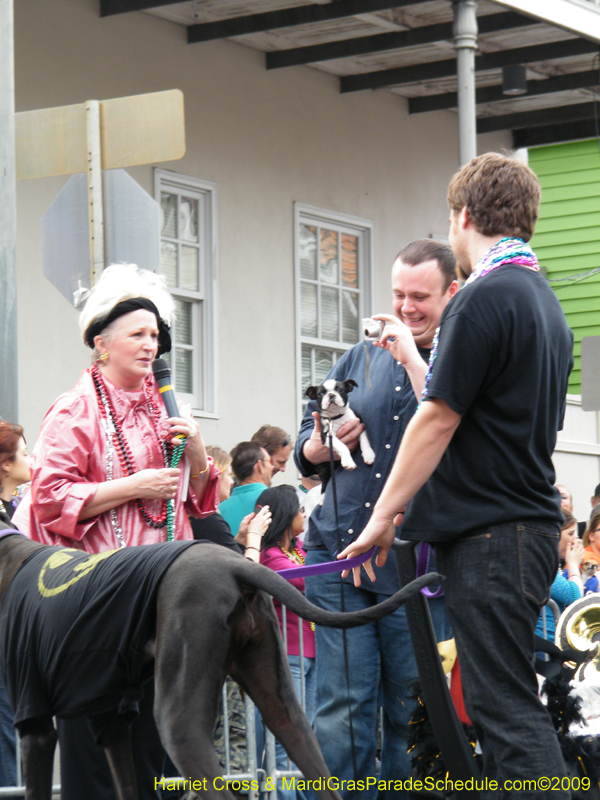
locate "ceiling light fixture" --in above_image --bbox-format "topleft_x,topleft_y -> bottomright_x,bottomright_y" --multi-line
502,65 -> 527,96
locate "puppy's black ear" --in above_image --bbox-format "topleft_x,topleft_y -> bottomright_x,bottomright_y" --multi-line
305,386 -> 318,400
344,379 -> 358,393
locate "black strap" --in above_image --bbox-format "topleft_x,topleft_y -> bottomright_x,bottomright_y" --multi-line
392,540 -> 481,798
328,430 -> 358,782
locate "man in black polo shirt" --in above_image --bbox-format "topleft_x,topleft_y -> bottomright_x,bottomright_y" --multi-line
340,153 -> 574,798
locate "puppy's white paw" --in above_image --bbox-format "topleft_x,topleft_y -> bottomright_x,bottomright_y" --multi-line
362,448 -> 375,465
341,457 -> 357,470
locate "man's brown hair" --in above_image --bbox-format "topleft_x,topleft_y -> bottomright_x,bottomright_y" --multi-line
447,153 -> 540,242
395,239 -> 457,291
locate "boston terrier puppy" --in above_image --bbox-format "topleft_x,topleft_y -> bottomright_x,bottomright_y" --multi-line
305,379 -> 375,501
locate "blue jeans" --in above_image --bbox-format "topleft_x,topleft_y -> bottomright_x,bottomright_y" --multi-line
276,655 -> 316,800
435,521 -> 568,800
305,548 -> 451,800
0,669 -> 16,787
255,655 -> 316,800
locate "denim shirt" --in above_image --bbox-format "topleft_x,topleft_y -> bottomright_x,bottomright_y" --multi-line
295,342 -> 426,595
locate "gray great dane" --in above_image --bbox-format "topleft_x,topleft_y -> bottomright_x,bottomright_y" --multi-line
0,531 -> 438,800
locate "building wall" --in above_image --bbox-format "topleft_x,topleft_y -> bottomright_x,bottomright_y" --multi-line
14,0 -> 510,476
554,397 -> 600,524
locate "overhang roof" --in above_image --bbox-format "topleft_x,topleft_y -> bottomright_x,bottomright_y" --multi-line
100,0 -> 600,148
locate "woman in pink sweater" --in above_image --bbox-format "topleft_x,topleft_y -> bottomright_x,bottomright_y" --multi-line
256,485 -> 316,799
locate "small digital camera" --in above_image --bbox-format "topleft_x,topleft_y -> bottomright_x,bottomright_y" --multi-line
362,317 -> 385,341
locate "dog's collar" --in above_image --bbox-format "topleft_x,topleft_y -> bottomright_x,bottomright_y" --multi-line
324,410 -> 346,421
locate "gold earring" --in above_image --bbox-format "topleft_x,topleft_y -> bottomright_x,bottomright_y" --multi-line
98,352 -> 109,363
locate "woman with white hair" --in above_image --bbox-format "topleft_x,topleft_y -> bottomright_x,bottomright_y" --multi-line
14,264 -> 219,550
13,264 -> 220,800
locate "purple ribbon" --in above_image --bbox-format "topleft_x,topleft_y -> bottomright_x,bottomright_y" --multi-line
416,542 -> 444,597
277,543 -> 443,599
276,546 -> 376,579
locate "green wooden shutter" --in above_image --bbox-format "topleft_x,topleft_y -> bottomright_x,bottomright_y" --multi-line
529,139 -> 600,395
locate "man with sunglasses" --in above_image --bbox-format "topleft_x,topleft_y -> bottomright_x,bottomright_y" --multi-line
219,442 -> 273,537
251,426 -> 293,477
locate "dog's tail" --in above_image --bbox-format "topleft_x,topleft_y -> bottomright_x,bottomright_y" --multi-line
233,560 -> 441,628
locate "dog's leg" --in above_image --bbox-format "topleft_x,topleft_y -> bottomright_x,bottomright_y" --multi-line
18,715 -> 57,800
331,437 -> 356,470
97,714 -> 138,800
359,430 -> 375,465
231,596 -> 342,800
153,603 -> 240,800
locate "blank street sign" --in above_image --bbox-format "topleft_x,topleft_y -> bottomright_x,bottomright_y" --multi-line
16,89 -> 185,180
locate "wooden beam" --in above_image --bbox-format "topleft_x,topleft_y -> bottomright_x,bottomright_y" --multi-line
513,118 -> 598,147
409,70 -> 600,113
496,0 -> 600,45
477,101 -> 596,134
340,37 -> 599,92
187,0 -> 432,44
100,0 -> 182,16
267,11 -> 533,70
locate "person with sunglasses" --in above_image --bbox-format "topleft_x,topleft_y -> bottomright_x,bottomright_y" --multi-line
251,426 -> 293,477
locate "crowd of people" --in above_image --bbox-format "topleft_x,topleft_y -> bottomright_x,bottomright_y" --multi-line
0,153 -> 593,800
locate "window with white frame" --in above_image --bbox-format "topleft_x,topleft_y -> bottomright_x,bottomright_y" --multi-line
154,169 -> 218,416
295,204 -> 373,417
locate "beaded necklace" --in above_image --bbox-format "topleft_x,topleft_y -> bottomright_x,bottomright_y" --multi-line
278,543 -> 306,566
91,366 -> 185,544
420,237 -> 539,404
277,542 -> 315,631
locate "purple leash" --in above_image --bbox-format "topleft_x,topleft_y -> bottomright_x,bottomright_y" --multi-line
276,542 -> 443,598
416,542 -> 444,597
275,546 -> 376,579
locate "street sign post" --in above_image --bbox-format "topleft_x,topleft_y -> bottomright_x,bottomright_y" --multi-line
17,88 -> 185,298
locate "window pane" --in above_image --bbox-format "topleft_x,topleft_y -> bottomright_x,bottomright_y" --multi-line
175,348 -> 192,394
342,291 -> 359,344
301,282 -> 318,337
320,229 -> 338,284
299,224 -> 317,280
341,234 -> 358,289
160,241 -> 177,288
161,192 -> 177,238
180,196 -> 199,243
301,345 -> 312,394
315,349 -> 333,384
181,245 -> 199,291
320,286 -> 339,341
174,300 -> 192,345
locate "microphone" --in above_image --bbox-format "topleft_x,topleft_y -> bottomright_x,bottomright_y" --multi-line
152,358 -> 181,422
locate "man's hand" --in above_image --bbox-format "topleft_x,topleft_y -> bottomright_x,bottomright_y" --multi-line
372,314 -> 420,366
302,412 -> 364,465
337,511 -> 396,587
372,314 -> 429,397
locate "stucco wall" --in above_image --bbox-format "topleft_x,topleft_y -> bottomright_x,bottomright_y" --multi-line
14,0 -> 511,478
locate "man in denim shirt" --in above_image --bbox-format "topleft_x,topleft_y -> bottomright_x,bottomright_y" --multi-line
295,239 -> 458,799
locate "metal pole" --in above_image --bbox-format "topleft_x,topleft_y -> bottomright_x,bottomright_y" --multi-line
453,0 -> 478,166
86,100 -> 104,286
0,0 -> 17,421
